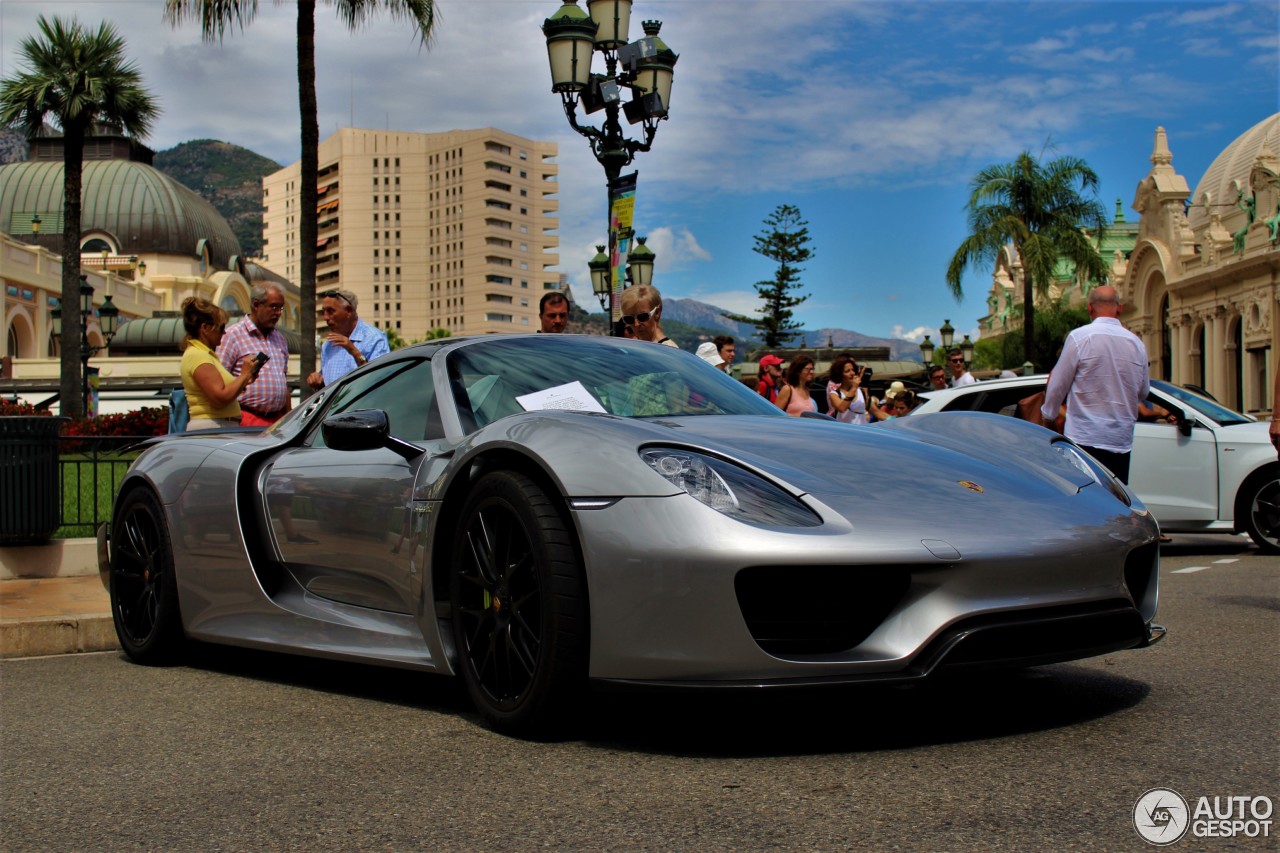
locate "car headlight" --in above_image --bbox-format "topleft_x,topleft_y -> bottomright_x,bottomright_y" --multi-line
640,447 -> 822,527
1053,441 -> 1131,506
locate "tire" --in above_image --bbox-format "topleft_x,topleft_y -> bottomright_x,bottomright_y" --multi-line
109,489 -> 186,664
449,470 -> 587,737
1241,469 -> 1280,555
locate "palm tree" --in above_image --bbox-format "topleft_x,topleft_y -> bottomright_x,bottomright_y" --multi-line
164,0 -> 438,396
0,16 -> 158,419
945,150 -> 1109,368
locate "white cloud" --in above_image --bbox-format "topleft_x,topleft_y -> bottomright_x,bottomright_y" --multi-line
893,325 -> 934,343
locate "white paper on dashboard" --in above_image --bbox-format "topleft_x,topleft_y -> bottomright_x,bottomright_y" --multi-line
516,381 -> 607,413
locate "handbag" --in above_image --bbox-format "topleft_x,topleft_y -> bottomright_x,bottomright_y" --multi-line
1017,391 -> 1064,434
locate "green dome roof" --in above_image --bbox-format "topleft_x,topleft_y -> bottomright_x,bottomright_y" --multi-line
0,158 -> 242,268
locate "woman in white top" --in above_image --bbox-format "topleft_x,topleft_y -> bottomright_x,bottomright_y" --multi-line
826,354 -> 869,425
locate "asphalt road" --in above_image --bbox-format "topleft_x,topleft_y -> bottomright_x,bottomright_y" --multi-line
3,535 -> 1276,852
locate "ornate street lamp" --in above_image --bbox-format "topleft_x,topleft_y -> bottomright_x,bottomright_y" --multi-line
29,214 -> 41,240
50,275 -> 120,415
960,334 -> 975,368
542,0 -> 677,332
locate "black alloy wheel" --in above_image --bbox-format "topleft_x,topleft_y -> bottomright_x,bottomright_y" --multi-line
1243,469 -> 1280,554
450,470 -> 587,737
109,489 -> 185,663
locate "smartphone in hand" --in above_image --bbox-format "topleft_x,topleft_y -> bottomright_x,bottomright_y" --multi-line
253,352 -> 269,370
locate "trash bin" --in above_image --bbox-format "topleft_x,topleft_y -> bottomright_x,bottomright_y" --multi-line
0,416 -> 68,544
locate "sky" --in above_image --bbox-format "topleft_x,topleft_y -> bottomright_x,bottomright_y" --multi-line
1,0 -> 1276,345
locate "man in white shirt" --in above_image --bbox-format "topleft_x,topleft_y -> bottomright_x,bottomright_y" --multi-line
1041,285 -> 1150,483
947,349 -> 976,387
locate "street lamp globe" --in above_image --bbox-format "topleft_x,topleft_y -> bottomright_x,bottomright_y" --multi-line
960,334 -> 975,367
588,245 -> 612,309
628,20 -> 677,115
586,0 -> 631,49
626,236 -> 655,287
919,335 -> 935,366
98,295 -> 120,339
542,1 -> 598,93
940,318 -> 955,351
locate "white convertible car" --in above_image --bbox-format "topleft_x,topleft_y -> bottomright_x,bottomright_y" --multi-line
915,376 -> 1279,553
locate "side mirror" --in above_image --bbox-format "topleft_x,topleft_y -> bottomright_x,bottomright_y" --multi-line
1178,416 -> 1194,438
322,409 -> 423,461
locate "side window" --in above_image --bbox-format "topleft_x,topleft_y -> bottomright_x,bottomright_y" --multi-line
311,358 -> 441,446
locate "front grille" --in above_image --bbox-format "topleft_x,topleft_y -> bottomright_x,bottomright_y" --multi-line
935,600 -> 1144,670
734,565 -> 911,657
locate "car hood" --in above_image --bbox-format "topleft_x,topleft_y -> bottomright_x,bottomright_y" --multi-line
472,410 -> 1099,504
659,411 -> 1098,500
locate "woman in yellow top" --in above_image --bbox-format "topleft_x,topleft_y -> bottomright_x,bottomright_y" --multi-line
179,297 -> 261,430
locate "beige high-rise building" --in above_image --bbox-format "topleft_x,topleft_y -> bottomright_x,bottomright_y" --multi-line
262,127 -> 560,338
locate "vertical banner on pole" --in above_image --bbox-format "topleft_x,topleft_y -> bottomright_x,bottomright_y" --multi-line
86,366 -> 100,417
608,173 -> 638,324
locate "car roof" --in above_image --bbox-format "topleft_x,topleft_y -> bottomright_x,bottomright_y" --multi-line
917,374 -> 1047,403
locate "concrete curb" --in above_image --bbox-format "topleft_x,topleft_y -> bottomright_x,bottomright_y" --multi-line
0,613 -> 118,659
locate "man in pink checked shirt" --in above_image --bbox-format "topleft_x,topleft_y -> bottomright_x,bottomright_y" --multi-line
218,283 -> 293,427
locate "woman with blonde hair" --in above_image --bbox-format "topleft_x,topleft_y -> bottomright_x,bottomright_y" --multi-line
179,296 -> 261,430
620,285 -> 677,347
776,355 -> 817,416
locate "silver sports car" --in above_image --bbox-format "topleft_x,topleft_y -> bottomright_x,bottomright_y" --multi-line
101,334 -> 1164,736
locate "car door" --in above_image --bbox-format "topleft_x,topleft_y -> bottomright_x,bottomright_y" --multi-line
1129,391 -> 1219,525
264,358 -> 442,614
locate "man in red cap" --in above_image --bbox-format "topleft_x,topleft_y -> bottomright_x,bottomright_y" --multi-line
757,354 -> 784,403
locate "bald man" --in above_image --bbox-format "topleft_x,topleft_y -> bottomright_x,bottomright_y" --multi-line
1041,285 -> 1150,483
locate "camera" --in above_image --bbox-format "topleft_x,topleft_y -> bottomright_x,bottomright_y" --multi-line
861,367 -> 873,381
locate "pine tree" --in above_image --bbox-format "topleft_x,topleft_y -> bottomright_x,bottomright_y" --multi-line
724,205 -> 813,347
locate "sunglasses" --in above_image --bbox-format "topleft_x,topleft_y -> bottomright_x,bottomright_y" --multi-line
319,290 -> 352,307
621,305 -> 659,326
948,357 -> 964,363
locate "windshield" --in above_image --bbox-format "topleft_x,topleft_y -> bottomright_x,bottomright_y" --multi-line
1152,380 -> 1253,426
445,336 -> 783,431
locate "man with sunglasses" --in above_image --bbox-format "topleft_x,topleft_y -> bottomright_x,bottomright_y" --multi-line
927,364 -> 949,391
619,285 -> 678,347
947,349 -> 976,387
305,288 -> 389,390
218,283 -> 293,426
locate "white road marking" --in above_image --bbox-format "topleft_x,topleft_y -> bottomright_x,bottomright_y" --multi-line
1172,566 -> 1209,574
1213,558 -> 1238,564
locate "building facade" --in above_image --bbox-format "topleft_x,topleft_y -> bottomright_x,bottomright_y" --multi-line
1117,117 -> 1279,415
978,115 -> 1279,415
262,127 -> 561,338
1,129 -> 302,406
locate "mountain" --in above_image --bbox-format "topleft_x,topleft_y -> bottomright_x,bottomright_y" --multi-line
153,139 -> 281,257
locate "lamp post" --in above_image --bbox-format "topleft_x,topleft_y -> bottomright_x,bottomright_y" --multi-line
50,275 -> 119,416
919,318 -> 958,367
959,334 -> 975,369
29,214 -> 41,242
542,0 -> 677,331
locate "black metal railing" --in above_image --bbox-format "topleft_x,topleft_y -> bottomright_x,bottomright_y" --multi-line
56,435 -> 148,538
